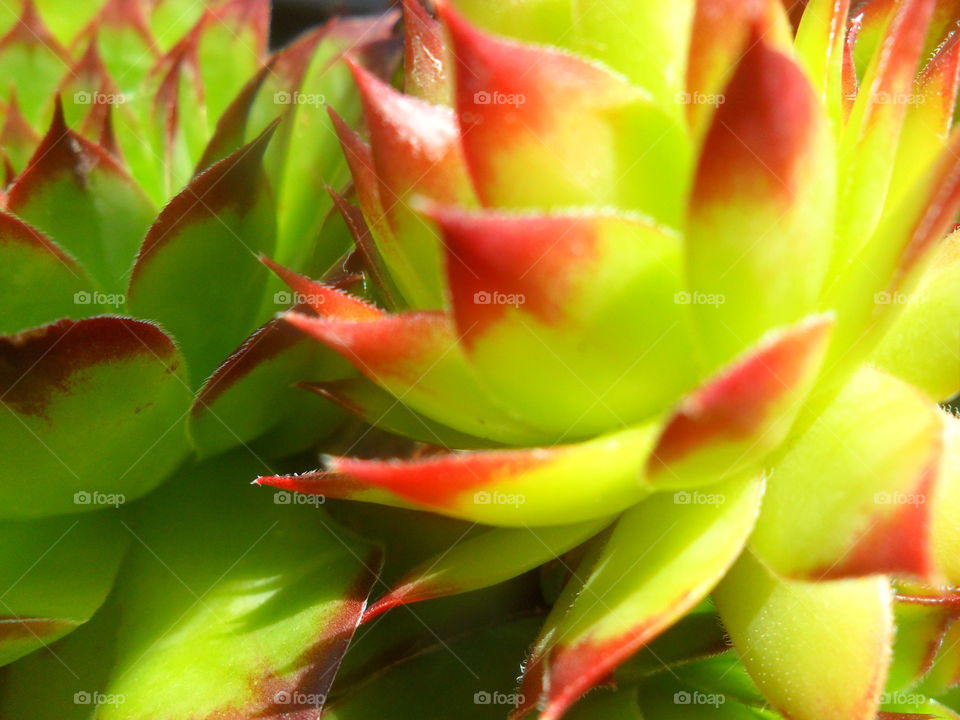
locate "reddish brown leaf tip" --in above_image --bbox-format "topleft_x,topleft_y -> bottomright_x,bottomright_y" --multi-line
693,24 -> 820,206
261,257 -> 383,320
9,97 -> 129,207
192,319 -> 306,415
427,206 -> 598,344
0,616 -> 79,644
0,317 -> 178,419
647,316 -> 832,477
818,448 -> 941,580
129,122 -> 277,287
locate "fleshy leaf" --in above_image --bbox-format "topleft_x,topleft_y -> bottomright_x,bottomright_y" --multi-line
794,0 -> 851,129
646,315 -> 832,487
888,30 -> 960,210
197,0 -> 269,131
516,473 -> 764,720
298,378 -> 491,449
0,512 -> 127,667
636,674 -> 778,719
836,0 -> 936,260
431,206 -> 698,438
190,318 -> 350,457
441,2 -> 690,224
127,125 -> 277,386
824,116 -> 960,377
686,25 -> 834,370
871,229 -> 960,402
77,0 -> 157,95
349,60 -> 475,309
0,2 -> 70,128
686,0 -> 791,139
115,25 -> 209,204
0,212 -> 95,334
363,518 -> 610,622
270,16 -> 396,271
256,423 -> 661,526
0,93 -> 39,173
90,453 -> 381,720
449,0 -> 695,110
615,601 -> 731,681
888,588 -> 960,691
714,551 -> 892,720
7,101 -> 156,294
0,317 -> 192,518
283,309 -> 550,444
919,618 -> 960,696
751,366 -> 943,580
324,618 -> 540,719
932,413 -> 960,586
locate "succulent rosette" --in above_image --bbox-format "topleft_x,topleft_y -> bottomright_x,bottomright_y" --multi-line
0,1 -> 398,716
252,0 -> 960,718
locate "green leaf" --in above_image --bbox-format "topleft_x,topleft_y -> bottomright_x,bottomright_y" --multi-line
615,600 -> 730,681
714,551 -> 893,720
451,0 -> 694,111
126,125 -> 277,387
0,317 -> 192,518
0,4 -> 70,128
301,377 -> 494,449
259,422 -> 663,526
363,518 -> 611,622
190,318 -> 349,457
636,674 -> 780,719
750,366 -> 942,580
197,0 -> 269,133
872,230 -> 960,402
96,452 -> 381,720
268,19 -> 391,271
565,688 -> 645,720
0,590 -> 121,720
517,473 -> 764,720
325,618 -> 540,719
148,0 -> 206,51
686,29 -> 834,370
0,512 -> 127,667
888,589 -> 960,692
0,212 -> 95,334
33,0 -> 99,46
7,102 -> 156,295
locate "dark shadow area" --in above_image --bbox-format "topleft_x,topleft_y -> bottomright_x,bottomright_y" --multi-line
271,0 -> 394,48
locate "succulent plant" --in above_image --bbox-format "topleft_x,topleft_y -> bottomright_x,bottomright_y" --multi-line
0,0 -> 402,716
243,0 -> 960,718
6,0 -> 960,718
